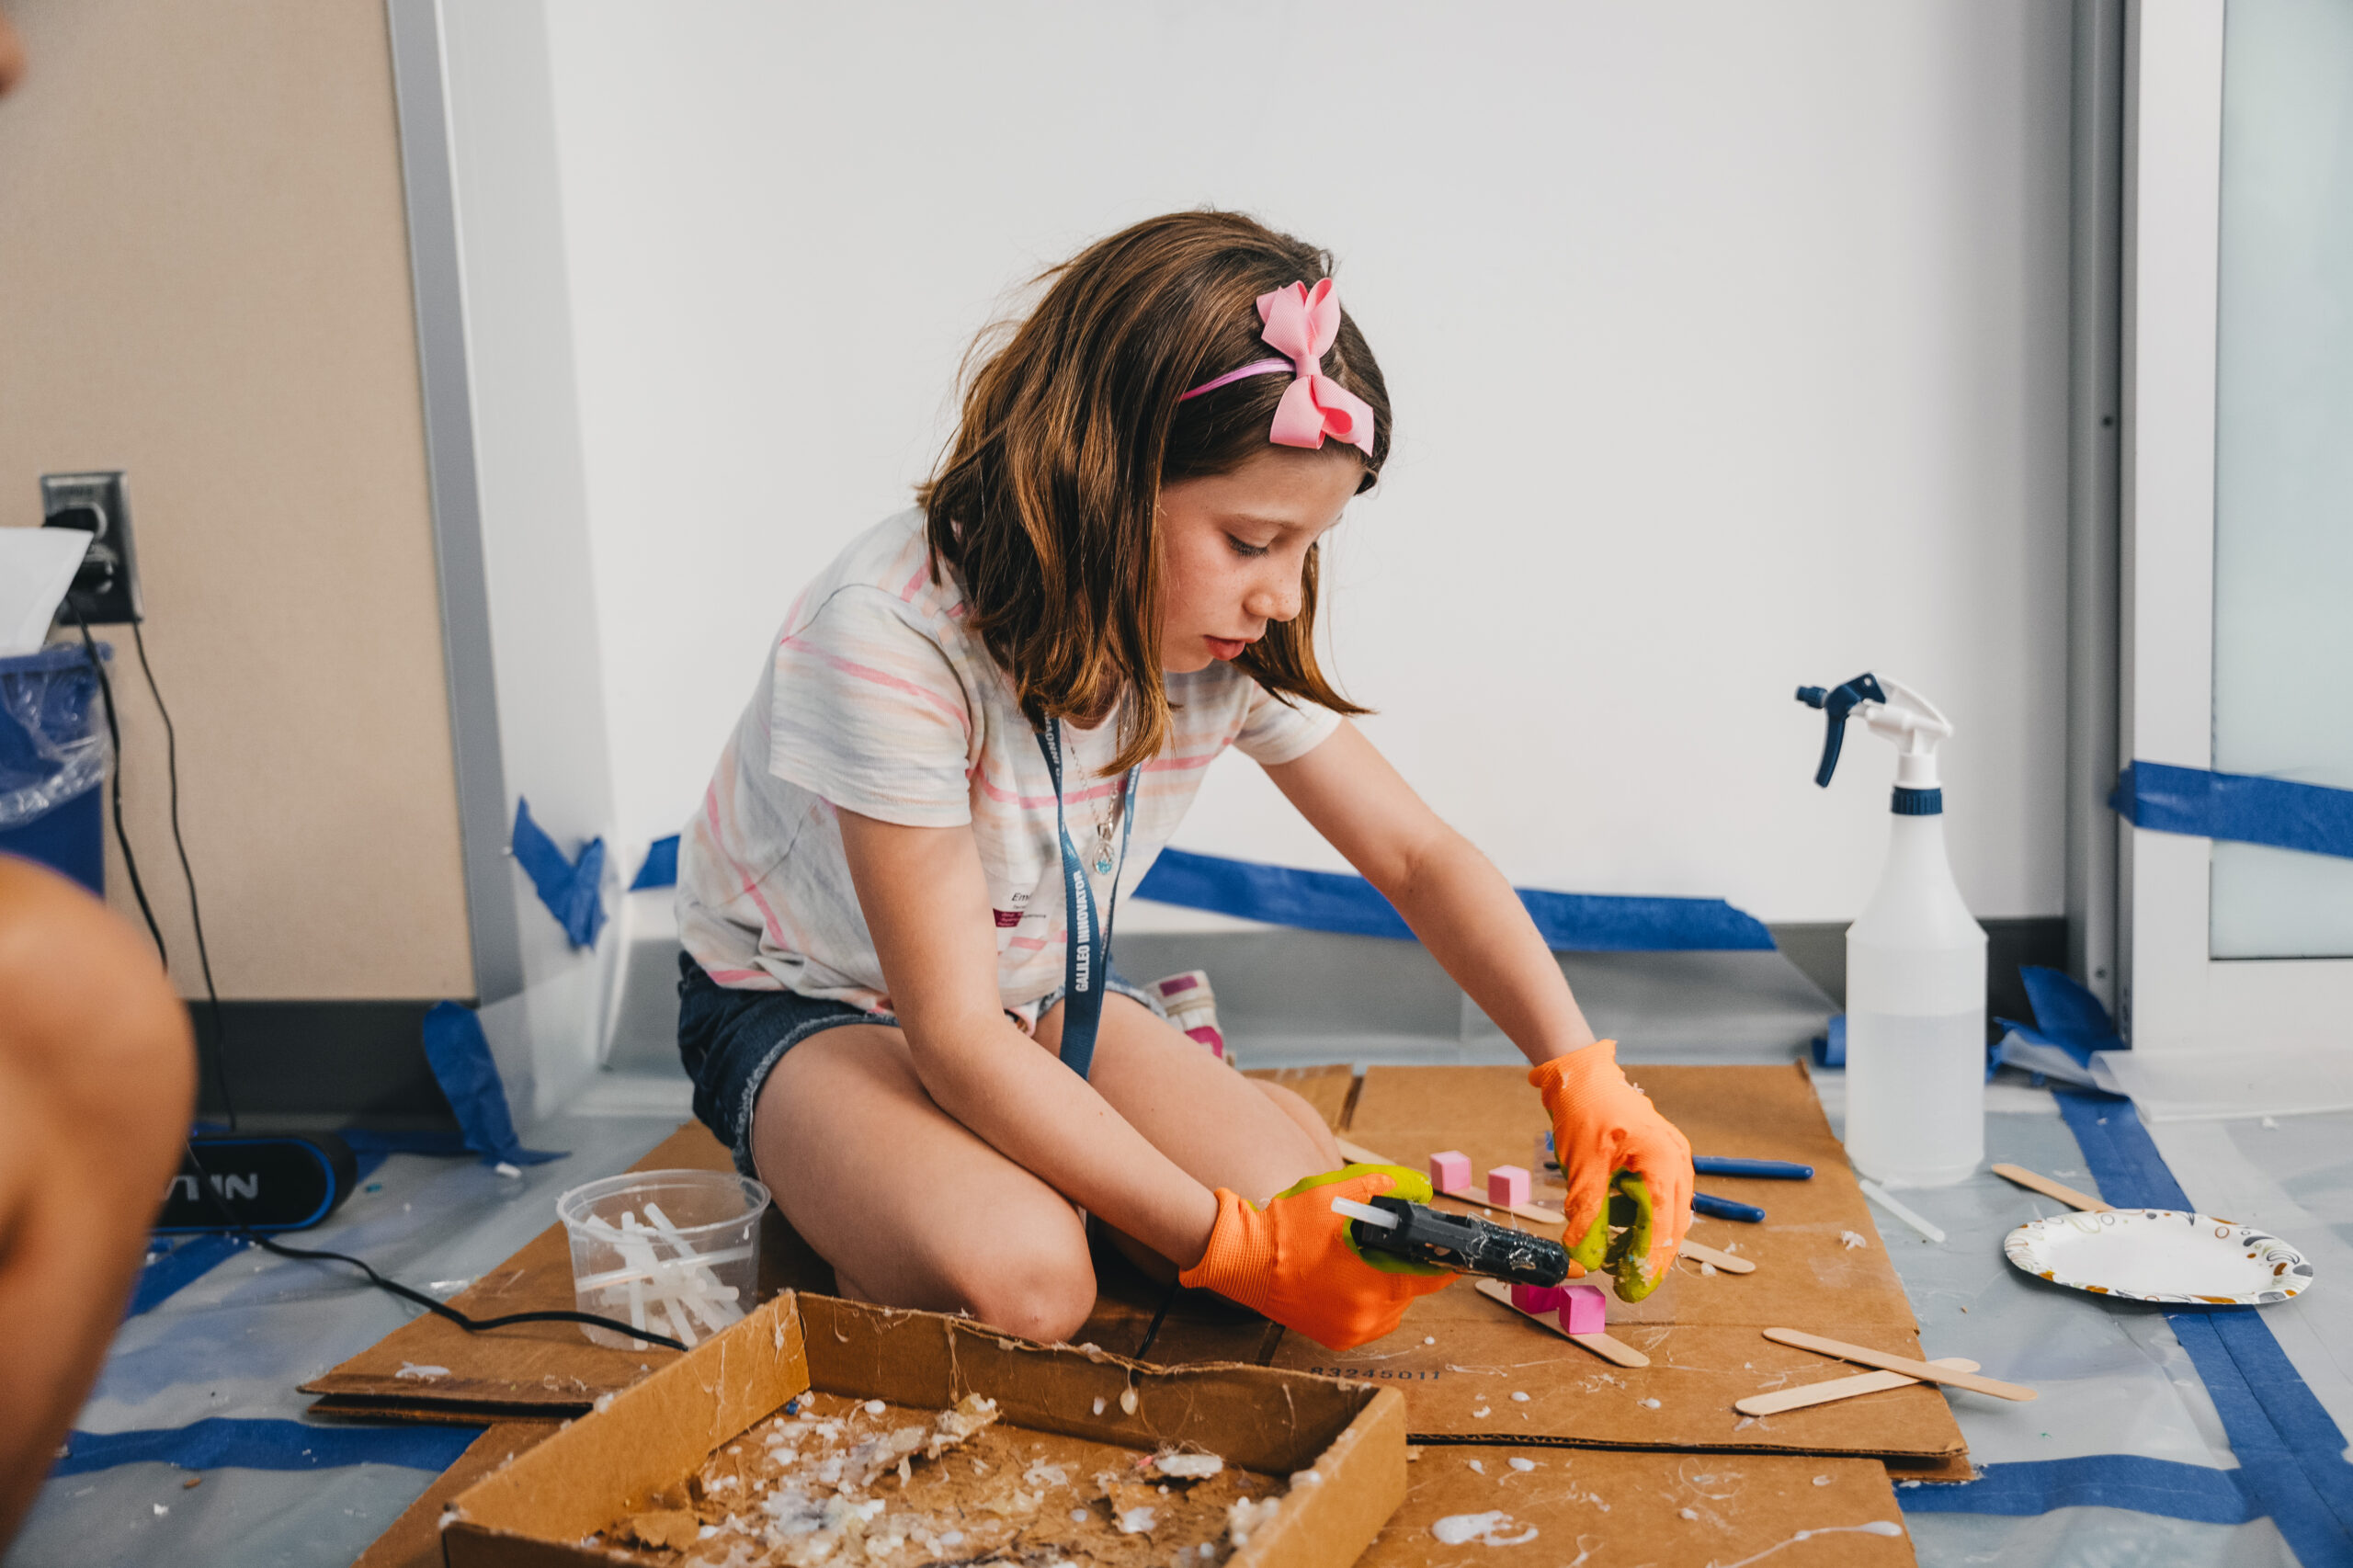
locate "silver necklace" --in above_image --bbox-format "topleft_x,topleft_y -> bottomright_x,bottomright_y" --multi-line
1090,793 -> 1122,876
1075,709 -> 1122,875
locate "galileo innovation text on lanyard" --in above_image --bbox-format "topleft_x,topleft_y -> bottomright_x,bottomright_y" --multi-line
1034,719 -> 1140,1081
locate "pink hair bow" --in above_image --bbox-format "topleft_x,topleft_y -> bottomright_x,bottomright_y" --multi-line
1179,278 -> 1377,457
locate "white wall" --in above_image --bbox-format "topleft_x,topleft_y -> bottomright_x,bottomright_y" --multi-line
542,0 -> 2073,925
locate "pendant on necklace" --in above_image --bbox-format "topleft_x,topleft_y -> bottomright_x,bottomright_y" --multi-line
1093,855 -> 1114,876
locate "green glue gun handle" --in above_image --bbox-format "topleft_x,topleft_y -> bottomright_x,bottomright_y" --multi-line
1567,1172 -> 1663,1302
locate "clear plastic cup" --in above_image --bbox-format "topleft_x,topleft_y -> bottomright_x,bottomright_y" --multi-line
556,1169 -> 769,1349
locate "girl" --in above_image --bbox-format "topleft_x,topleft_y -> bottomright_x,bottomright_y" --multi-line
676,210 -> 1692,1353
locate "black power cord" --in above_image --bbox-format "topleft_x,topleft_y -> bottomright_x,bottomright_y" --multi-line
1131,1276 -> 1181,1362
129,619 -> 235,1130
186,1175 -> 688,1353
64,613 -> 169,970
65,618 -> 688,1354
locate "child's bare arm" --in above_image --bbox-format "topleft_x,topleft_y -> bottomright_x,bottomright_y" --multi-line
835,810 -> 1222,1269
1266,722 -> 1694,1293
1265,721 -> 1600,1066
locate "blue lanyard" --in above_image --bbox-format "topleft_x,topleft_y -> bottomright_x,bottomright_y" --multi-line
1035,719 -> 1140,1081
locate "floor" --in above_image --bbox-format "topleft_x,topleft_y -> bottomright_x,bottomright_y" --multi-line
12,937 -> 2346,1566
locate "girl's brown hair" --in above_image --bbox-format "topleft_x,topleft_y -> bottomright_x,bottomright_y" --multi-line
918,210 -> 1390,775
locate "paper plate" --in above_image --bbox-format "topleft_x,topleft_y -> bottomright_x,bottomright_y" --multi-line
2005,1209 -> 2313,1306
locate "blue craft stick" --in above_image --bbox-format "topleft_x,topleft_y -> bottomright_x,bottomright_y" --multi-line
1693,1156 -> 1814,1180
1691,1191 -> 1767,1223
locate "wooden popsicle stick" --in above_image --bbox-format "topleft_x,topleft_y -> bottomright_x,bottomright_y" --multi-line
1445,1188 -> 1568,1226
1472,1278 -> 1651,1368
1676,1237 -> 1756,1275
1992,1163 -> 2111,1213
1763,1328 -> 2037,1402
1735,1357 -> 1981,1417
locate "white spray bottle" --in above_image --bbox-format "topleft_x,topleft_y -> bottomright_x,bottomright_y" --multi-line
1798,674 -> 1987,1186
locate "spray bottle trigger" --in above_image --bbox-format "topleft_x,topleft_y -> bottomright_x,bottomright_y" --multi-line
1794,673 -> 1887,788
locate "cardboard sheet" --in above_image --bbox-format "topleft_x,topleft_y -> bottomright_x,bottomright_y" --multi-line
304,1123 -> 834,1415
311,1119 -> 1290,1422
362,1430 -> 1927,1568
444,1293 -> 1407,1568
313,1064 -> 1962,1469
1269,1063 -> 1968,1462
1361,1444 -> 1915,1566
1244,1063 -> 1360,1131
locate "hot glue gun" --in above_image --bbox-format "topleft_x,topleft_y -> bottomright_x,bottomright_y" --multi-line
1331,1194 -> 1571,1287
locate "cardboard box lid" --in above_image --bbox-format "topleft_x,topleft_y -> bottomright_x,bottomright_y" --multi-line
446,1292 -> 1410,1568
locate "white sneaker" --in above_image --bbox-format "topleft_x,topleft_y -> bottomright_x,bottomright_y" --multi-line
1149,970 -> 1230,1065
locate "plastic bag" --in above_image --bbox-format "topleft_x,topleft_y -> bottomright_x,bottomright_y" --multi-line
0,643 -> 110,830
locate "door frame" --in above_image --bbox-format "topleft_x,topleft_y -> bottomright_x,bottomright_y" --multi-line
2118,0 -> 2353,1053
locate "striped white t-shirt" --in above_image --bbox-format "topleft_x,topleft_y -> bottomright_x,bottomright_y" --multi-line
676,509 -> 1341,1022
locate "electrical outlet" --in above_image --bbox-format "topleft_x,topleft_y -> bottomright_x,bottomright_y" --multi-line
41,470 -> 141,626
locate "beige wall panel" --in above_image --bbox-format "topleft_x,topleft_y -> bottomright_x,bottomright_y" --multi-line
0,0 -> 475,998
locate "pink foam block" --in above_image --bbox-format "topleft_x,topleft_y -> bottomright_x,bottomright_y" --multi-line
1560,1284 -> 1608,1335
1486,1165 -> 1531,1207
1428,1151 -> 1472,1193
1510,1282 -> 1567,1315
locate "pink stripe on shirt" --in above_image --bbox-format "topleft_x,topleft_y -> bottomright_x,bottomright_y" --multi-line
779,634 -> 971,739
973,762 -> 1130,811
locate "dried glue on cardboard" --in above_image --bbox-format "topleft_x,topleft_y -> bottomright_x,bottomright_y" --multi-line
1797,674 -> 1986,1187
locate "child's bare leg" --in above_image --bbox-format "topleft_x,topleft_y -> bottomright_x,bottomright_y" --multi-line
0,858 -> 195,1548
1248,1079 -> 1346,1167
749,1024 -> 1098,1344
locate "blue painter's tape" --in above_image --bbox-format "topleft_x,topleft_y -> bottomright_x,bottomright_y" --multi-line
1993,966 -> 2126,1087
421,1002 -> 565,1168
2017,967 -> 2124,1055
511,797 -> 608,948
1811,1013 -> 1846,1067
125,1234 -> 245,1318
2112,761 -> 2353,861
52,1417 -> 481,1477
2053,1091 -> 2353,1560
1132,848 -> 1775,952
633,834 -> 680,891
1900,1456 -> 2255,1523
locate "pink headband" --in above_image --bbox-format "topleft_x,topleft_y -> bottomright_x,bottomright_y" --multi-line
1178,279 -> 1377,457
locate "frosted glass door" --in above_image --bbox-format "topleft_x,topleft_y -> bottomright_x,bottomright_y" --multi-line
2209,0 -> 2353,960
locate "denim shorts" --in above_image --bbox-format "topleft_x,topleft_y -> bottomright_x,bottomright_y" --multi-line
676,951 -> 1160,1177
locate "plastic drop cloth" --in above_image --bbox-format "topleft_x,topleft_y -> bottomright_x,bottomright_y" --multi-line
0,644 -> 109,829
1814,1081 -> 2308,1567
2148,1109 -> 2353,1461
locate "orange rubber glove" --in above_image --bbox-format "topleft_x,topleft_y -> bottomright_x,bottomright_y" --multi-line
1178,1164 -> 1455,1351
1530,1040 -> 1694,1302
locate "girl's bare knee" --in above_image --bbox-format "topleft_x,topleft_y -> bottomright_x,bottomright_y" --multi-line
947,1221 -> 1097,1345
